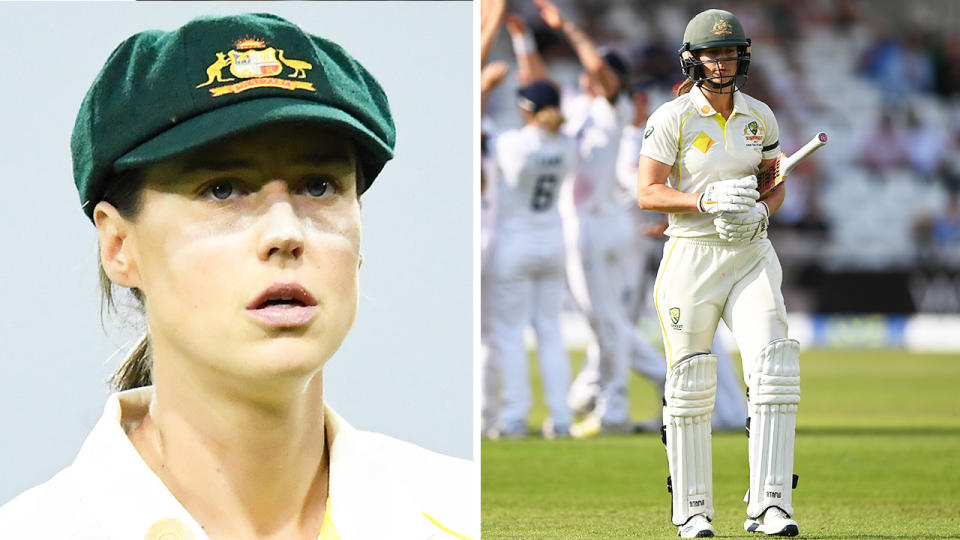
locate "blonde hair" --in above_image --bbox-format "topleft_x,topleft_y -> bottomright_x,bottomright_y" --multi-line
533,107 -> 564,133
676,79 -> 696,96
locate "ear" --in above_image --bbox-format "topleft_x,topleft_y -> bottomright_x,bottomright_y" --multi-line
94,201 -> 142,289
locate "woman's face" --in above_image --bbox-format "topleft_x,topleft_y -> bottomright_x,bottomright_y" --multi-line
119,125 -> 361,380
697,46 -> 739,85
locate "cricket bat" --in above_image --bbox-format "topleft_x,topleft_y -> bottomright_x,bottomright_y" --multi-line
757,132 -> 828,194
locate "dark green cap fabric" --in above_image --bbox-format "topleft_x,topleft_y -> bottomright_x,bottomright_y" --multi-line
72,13 -> 395,220
682,9 -> 748,51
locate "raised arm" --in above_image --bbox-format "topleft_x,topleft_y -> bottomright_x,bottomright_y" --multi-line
504,14 -> 548,85
480,0 -> 506,66
534,0 -> 620,100
481,61 -> 509,112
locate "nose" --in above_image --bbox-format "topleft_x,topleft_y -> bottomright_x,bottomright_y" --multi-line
257,183 -> 305,262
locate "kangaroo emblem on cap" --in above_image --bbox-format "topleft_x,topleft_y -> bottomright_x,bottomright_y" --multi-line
196,38 -> 316,97
196,52 -> 235,88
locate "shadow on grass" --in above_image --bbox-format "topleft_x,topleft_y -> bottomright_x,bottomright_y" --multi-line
797,426 -> 960,436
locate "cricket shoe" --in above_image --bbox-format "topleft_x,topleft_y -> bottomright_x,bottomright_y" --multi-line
491,421 -> 528,440
566,380 -> 599,415
678,514 -> 714,538
744,507 -> 798,536
569,415 -> 633,439
541,419 -> 570,440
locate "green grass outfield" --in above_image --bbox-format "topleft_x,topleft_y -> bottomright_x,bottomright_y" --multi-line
482,350 -> 960,539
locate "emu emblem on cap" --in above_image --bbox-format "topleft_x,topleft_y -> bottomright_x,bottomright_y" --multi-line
712,19 -> 733,36
196,38 -> 315,97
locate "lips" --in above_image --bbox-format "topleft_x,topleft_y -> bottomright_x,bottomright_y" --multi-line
246,282 -> 318,328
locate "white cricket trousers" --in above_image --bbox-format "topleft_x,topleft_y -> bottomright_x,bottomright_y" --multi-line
654,236 -> 789,379
488,224 -> 573,430
564,206 -> 645,424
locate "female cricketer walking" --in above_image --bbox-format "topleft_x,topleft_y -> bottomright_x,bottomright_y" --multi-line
0,13 -> 473,540
637,9 -> 800,538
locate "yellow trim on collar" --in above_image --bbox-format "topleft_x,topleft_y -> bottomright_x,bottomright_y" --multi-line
713,113 -> 727,145
319,499 -> 340,540
423,511 -> 472,539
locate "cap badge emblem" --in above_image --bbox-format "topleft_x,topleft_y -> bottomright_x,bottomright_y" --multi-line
196,38 -> 315,97
712,19 -> 733,36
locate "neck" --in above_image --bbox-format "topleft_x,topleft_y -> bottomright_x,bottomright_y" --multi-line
700,83 -> 735,118
129,344 -> 328,539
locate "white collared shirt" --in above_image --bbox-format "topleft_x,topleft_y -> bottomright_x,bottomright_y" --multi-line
640,85 -> 780,237
0,387 -> 475,539
560,89 -> 629,216
491,124 -> 577,230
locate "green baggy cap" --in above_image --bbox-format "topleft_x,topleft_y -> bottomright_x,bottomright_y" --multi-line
72,13 -> 396,220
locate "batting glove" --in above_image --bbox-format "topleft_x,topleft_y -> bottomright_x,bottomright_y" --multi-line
715,201 -> 770,242
697,175 -> 759,214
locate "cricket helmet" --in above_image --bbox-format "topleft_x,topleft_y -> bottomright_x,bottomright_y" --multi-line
678,9 -> 751,93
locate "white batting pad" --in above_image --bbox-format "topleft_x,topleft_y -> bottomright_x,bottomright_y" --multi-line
747,338 -> 801,517
664,353 -> 717,525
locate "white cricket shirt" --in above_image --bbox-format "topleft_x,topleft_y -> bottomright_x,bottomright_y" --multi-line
492,124 -> 577,230
0,387 -> 475,539
640,85 -> 780,237
560,90 -> 628,215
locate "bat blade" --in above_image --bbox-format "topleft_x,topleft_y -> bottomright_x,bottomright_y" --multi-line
757,132 -> 827,194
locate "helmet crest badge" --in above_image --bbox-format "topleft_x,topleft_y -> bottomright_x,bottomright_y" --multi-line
712,19 -> 733,36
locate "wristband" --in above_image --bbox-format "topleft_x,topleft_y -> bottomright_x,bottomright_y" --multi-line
697,193 -> 706,213
511,32 -> 536,56
758,201 -> 770,218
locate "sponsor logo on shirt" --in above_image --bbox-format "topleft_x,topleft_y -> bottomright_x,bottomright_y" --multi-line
743,121 -> 764,149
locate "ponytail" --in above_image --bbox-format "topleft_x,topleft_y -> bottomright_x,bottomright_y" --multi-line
100,260 -> 152,391
97,169 -> 151,392
676,79 -> 696,96
109,333 -> 152,391
533,107 -> 564,133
